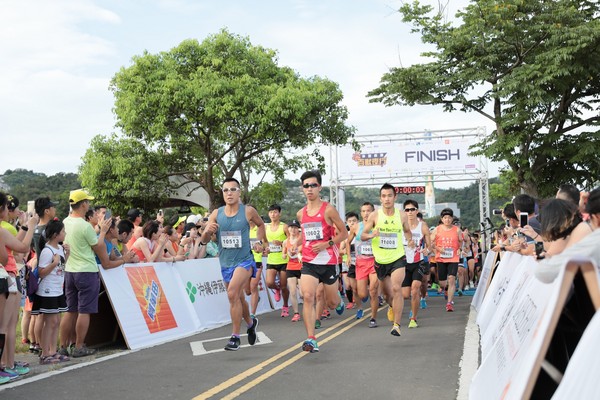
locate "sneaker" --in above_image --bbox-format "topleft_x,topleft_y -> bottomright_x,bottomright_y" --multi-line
247,317 -> 258,345
4,365 -> 29,376
321,310 -> 331,320
0,375 -> 10,385
408,318 -> 418,328
378,295 -> 384,306
281,306 -> 289,318
29,343 -> 41,354
356,309 -> 364,319
58,347 -> 70,357
291,313 -> 301,322
431,283 -> 440,290
361,295 -> 369,303
387,307 -> 394,322
345,302 -> 354,310
369,318 -> 378,328
224,336 -> 241,351
315,319 -> 321,329
301,338 -> 319,353
469,280 -> 474,290
15,361 -> 29,368
390,324 -> 401,336
446,302 -> 454,312
71,346 -> 97,358
335,300 -> 345,315
0,368 -> 18,380
420,298 -> 428,309
273,288 -> 281,302
458,290 -> 463,297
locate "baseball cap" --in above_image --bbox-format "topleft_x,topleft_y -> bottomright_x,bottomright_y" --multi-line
69,189 -> 95,204
127,208 -> 143,220
173,215 -> 187,228
35,197 -> 58,215
186,214 -> 200,225
288,219 -> 301,228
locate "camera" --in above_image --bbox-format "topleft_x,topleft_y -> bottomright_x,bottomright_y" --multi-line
492,209 -> 503,215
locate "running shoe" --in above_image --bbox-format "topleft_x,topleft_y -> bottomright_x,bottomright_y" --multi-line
0,368 -> 18,380
469,280 -> 474,290
387,306 -> 394,322
281,306 -> 289,318
335,300 -> 345,315
420,298 -> 428,309
291,313 -> 301,322
431,283 -> 440,290
224,336 -> 241,351
346,302 -> 354,310
315,319 -> 321,329
321,310 -> 331,320
274,288 -> 281,302
361,295 -> 369,303
4,365 -> 29,376
458,290 -> 463,296
356,309 -> 364,319
247,317 -> 258,345
71,346 -> 97,358
302,338 -> 319,353
0,375 -> 10,385
369,318 -> 378,328
408,318 -> 418,328
446,302 -> 454,312
390,324 -> 401,336
378,295 -> 384,306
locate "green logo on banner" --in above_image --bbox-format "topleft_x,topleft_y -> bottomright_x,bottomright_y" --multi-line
186,281 -> 198,303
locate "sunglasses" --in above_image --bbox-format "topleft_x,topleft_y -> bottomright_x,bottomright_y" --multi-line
302,183 -> 319,189
404,207 -> 417,212
222,187 -> 240,193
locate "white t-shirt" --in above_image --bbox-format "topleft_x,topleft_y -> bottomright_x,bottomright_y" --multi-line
37,244 -> 66,297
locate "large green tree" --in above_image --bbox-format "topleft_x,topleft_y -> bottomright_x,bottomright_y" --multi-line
81,29 -> 355,209
369,0 -> 600,198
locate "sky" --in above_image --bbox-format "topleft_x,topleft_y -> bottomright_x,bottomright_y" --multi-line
0,0 -> 501,185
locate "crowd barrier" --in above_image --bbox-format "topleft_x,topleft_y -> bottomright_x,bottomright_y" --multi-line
96,258 -> 280,350
469,252 -> 600,399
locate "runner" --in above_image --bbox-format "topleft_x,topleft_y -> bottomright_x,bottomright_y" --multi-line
297,170 -> 347,352
282,220 -> 303,322
401,200 -> 431,328
361,184 -> 414,336
247,219 -> 264,320
348,202 -> 380,327
265,204 -> 290,317
199,178 -> 267,351
431,208 -> 464,312
417,212 -> 430,309
342,212 -> 359,313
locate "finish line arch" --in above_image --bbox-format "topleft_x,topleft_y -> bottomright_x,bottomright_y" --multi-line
329,127 -> 491,250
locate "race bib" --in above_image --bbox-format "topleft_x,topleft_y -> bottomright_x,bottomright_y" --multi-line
221,231 -> 242,249
303,222 -> 324,241
269,243 -> 282,253
360,243 -> 373,256
441,248 -> 454,258
379,232 -> 398,249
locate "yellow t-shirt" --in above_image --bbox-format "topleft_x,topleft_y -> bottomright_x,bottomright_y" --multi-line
63,216 -> 99,273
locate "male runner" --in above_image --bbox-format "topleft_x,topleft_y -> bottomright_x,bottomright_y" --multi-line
265,204 -> 290,317
200,178 -> 267,350
248,219 -> 264,320
361,184 -> 413,336
297,170 -> 347,352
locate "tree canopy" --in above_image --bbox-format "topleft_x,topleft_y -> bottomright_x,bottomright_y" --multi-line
369,0 -> 600,198
80,29 -> 355,210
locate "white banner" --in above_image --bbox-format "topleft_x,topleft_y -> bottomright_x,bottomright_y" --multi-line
100,258 -> 274,350
337,136 -> 479,177
471,251 -> 497,312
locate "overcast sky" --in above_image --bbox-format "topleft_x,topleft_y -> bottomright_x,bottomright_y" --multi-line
0,0 -> 501,184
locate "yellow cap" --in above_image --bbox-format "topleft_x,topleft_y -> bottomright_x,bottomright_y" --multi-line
69,189 -> 95,204
173,215 -> 187,228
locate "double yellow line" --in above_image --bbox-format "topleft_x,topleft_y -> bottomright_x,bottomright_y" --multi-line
193,309 -> 377,400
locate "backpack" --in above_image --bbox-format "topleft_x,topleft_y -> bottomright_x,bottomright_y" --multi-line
25,264 -> 39,302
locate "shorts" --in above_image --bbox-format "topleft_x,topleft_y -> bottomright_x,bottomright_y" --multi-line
286,269 -> 301,279
437,262 -> 458,281
347,264 -> 356,279
64,271 -> 100,314
31,293 -> 68,315
255,261 -> 263,269
355,258 -> 376,281
420,261 -> 430,274
301,262 -> 339,285
267,263 -> 287,272
221,259 -> 257,284
374,257 -> 406,281
0,277 -> 8,297
402,262 -> 424,287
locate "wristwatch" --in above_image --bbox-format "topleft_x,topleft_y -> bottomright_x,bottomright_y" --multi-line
328,240 -> 334,247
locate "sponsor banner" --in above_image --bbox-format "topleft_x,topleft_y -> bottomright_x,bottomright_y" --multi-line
337,136 -> 479,177
101,262 -> 200,350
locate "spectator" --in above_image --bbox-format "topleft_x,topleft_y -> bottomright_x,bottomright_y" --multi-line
163,225 -> 187,262
556,184 -> 580,205
513,194 -> 541,256
116,219 -> 135,255
95,218 -> 137,265
126,208 -> 144,250
130,220 -> 168,263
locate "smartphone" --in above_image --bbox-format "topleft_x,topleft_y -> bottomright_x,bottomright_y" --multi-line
104,209 -> 112,220
203,217 -> 209,222
185,231 -> 191,238
27,201 -> 35,217
519,212 -> 528,227
158,209 -> 163,216
535,241 -> 545,260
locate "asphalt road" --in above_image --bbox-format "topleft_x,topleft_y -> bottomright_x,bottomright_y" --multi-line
1,294 -> 473,400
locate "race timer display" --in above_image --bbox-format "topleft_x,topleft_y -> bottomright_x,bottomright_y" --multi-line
394,186 -> 426,195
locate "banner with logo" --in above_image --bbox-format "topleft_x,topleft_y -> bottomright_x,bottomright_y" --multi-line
337,136 -> 479,177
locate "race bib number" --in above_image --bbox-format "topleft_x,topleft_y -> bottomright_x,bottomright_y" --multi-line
379,232 -> 398,249
360,243 -> 373,256
221,231 -> 242,249
269,243 -> 282,253
441,248 -> 454,258
303,222 -> 324,241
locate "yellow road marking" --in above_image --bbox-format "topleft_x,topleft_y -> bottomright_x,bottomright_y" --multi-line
192,308 -> 381,400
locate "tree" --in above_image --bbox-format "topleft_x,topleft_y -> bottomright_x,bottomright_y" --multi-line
369,0 -> 600,198
94,29 -> 354,208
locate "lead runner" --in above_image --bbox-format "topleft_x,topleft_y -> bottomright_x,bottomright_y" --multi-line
297,170 -> 348,353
